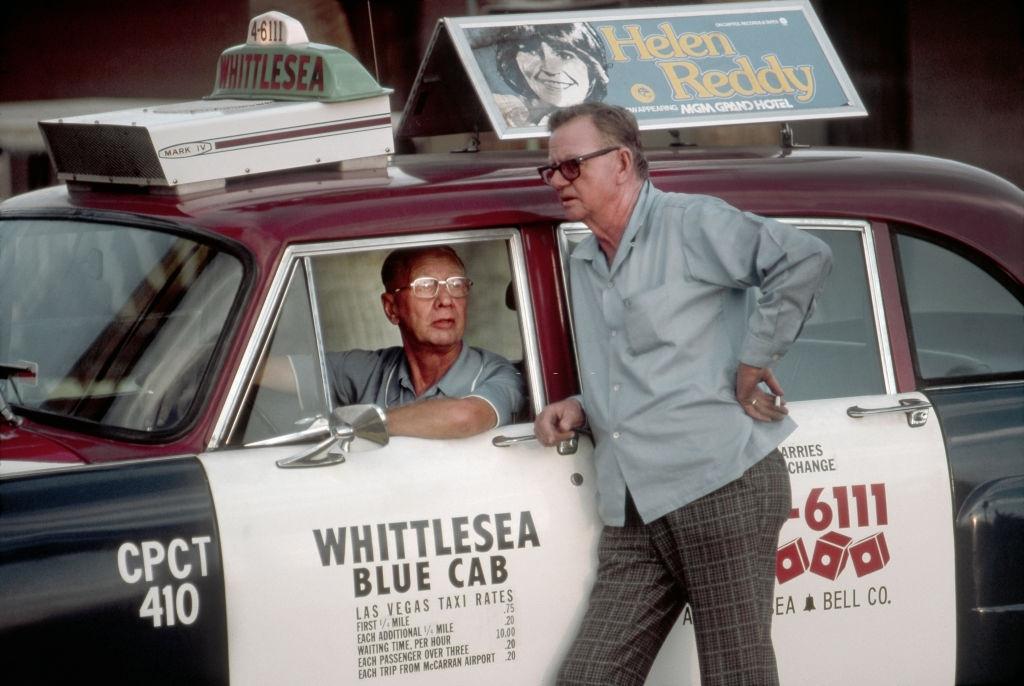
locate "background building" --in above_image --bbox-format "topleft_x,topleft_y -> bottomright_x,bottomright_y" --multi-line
2,0 -> 1020,197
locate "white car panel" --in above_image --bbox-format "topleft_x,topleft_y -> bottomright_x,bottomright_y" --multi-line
202,391 -> 954,684
202,424 -> 600,684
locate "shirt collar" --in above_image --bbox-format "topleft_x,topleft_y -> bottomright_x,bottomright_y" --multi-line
570,180 -> 655,275
395,343 -> 472,399
608,180 -> 654,275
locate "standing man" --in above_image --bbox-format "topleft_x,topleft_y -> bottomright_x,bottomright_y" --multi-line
534,103 -> 831,685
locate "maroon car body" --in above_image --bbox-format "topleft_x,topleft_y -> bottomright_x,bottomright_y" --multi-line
1,145 -> 1022,684
3,146 -> 1019,465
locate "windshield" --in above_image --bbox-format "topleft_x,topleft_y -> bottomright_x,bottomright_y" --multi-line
0,218 -> 244,434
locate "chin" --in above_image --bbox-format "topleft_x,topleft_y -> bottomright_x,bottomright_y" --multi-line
427,332 -> 462,348
563,205 -> 587,222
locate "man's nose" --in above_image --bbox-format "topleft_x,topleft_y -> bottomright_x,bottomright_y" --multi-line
549,168 -> 571,189
433,286 -> 455,306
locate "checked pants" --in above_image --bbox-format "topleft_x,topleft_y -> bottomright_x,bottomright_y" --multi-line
557,450 -> 791,686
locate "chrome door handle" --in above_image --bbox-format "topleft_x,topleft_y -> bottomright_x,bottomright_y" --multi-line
492,434 -> 538,447
846,398 -> 932,428
493,433 -> 579,455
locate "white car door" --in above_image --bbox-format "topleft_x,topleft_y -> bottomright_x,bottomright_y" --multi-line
199,427 -> 601,685
201,231 -> 612,684
645,394 -> 955,685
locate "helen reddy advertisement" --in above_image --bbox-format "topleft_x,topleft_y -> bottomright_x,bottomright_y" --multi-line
438,1 -> 864,138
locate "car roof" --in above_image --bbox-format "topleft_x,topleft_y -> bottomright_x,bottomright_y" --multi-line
4,146 -> 1022,281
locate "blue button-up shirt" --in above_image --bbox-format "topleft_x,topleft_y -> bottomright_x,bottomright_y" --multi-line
570,182 -> 832,525
327,344 -> 524,427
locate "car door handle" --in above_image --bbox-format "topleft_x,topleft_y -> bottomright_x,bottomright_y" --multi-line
846,398 -> 932,428
493,433 -> 579,455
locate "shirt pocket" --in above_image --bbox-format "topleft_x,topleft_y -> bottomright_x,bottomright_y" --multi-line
622,278 -> 722,356
622,279 -> 685,355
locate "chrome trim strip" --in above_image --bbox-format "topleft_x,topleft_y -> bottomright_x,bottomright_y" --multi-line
210,229 -> 545,446
304,257 -> 334,412
925,378 -> 1024,392
506,230 -> 546,413
974,603 -> 1024,615
556,222 -> 590,389
210,259 -> 299,448
2,453 -> 195,480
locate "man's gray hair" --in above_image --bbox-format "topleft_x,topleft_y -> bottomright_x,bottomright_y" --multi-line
381,246 -> 465,292
548,103 -> 649,180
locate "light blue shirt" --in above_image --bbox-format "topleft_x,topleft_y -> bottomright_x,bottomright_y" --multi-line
327,345 -> 525,427
570,181 -> 832,525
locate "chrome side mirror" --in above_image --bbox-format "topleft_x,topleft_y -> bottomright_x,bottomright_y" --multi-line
276,404 -> 389,469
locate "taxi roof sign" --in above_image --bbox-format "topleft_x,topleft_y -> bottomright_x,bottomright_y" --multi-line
246,10 -> 309,45
209,11 -> 391,103
399,0 -> 865,141
39,12 -> 393,191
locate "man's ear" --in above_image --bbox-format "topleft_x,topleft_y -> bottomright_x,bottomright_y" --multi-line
616,148 -> 634,183
381,292 -> 400,325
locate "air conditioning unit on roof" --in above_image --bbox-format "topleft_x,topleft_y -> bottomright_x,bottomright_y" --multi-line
39,11 -> 394,191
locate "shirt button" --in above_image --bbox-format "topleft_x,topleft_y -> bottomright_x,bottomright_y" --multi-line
772,353 -> 781,361
610,330 -> 618,337
612,432 -> 620,439
613,384 -> 621,392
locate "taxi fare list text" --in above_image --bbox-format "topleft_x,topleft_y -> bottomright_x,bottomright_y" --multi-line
313,511 -> 540,596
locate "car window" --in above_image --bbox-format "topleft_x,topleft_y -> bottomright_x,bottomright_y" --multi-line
896,232 -> 1024,382
0,218 -> 244,435
558,220 -> 891,402
230,263 -> 327,445
312,240 -> 524,364
768,222 -> 889,400
224,232 -> 537,447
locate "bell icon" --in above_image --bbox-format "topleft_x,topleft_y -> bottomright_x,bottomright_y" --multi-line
803,594 -> 816,612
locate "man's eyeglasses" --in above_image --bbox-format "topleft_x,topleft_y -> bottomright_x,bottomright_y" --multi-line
537,146 -> 619,185
392,276 -> 473,299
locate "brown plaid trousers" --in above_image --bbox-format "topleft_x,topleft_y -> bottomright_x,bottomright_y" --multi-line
557,450 -> 790,686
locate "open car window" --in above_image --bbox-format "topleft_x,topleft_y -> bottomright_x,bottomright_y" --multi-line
223,231 -> 537,447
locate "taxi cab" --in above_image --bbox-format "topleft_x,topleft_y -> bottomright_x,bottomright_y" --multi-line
1,8 -> 1022,686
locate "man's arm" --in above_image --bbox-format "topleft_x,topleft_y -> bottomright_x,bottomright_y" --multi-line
683,199 -> 832,420
386,348 -> 526,439
387,396 -> 497,439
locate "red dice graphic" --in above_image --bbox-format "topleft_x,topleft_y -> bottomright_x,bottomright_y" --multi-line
850,532 -> 890,577
776,538 -> 810,584
809,531 -> 852,580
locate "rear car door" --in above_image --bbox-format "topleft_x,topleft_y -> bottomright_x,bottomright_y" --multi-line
560,219 -> 957,685
890,227 -> 1024,683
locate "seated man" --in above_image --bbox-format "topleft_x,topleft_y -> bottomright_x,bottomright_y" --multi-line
264,246 -> 525,438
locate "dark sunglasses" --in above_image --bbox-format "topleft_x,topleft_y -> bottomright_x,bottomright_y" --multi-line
537,146 -> 619,185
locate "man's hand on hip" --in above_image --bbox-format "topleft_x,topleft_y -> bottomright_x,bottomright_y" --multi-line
736,363 -> 789,422
534,397 -> 586,446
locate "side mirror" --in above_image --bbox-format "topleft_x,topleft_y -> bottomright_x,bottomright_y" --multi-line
276,404 -> 389,469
